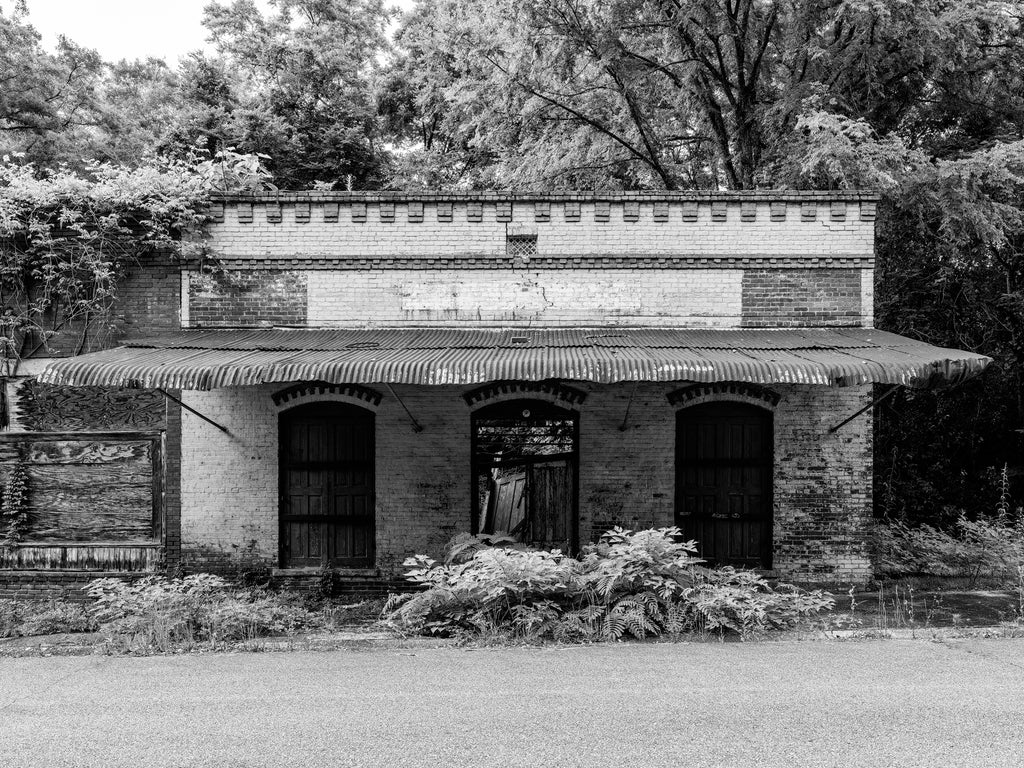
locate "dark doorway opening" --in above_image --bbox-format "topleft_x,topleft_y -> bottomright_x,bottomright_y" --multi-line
675,401 -> 773,568
279,402 -> 375,568
471,399 -> 579,552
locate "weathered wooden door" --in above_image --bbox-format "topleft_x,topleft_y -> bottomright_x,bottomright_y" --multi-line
528,459 -> 574,550
675,402 -> 773,568
279,403 -> 374,568
489,469 -> 528,535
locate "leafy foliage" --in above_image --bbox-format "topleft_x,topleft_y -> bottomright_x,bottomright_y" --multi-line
85,574 -> 310,652
443,531 -> 525,564
17,600 -> 94,637
382,528 -> 835,641
0,150 -> 269,368
0,460 -> 30,547
195,0 -> 392,188
0,4 -> 107,169
871,514 -> 1024,587
0,598 -> 96,638
684,568 -> 835,635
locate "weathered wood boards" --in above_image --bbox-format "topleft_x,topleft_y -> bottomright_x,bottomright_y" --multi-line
12,381 -> 165,432
0,432 -> 161,570
0,544 -> 159,571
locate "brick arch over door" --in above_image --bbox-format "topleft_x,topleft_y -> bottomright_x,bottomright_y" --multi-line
675,401 -> 774,569
272,382 -> 383,411
462,380 -> 588,411
667,382 -> 780,411
278,402 -> 375,568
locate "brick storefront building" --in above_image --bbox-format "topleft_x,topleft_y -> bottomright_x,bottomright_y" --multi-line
0,192 -> 989,597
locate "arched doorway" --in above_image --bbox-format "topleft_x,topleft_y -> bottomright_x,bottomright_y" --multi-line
471,399 -> 579,552
675,401 -> 773,568
279,402 -> 375,568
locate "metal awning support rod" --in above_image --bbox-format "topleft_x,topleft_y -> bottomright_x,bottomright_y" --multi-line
828,385 -> 900,433
157,388 -> 231,434
619,383 -> 638,431
386,384 -> 424,433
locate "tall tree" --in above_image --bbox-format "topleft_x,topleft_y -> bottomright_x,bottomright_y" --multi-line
199,0 -> 392,188
383,0 -> 1024,519
0,4 -> 106,168
385,0 -> 1024,190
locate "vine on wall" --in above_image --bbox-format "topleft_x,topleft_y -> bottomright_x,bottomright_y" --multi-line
0,150 -> 271,374
0,460 -> 31,548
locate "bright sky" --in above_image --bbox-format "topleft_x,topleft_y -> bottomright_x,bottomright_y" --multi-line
7,0 -> 415,63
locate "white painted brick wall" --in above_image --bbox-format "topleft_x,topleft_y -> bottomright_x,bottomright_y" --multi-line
180,389 -> 278,564
304,269 -> 743,327
861,268 -> 875,327
179,382 -> 873,582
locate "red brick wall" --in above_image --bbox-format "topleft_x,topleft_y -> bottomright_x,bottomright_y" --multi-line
0,570 -> 150,602
741,269 -> 863,327
111,252 -> 182,341
187,271 -> 307,328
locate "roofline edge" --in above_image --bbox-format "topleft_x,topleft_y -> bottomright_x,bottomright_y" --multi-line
211,190 -> 882,203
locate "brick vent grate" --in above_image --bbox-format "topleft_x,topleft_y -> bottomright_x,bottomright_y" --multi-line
506,234 -> 538,257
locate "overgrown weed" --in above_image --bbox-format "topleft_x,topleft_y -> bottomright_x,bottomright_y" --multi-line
381,527 -> 835,643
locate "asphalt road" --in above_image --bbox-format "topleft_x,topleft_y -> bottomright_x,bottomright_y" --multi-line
2,638 -> 1023,768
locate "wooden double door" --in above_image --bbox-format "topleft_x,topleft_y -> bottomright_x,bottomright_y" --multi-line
279,403 -> 375,568
675,402 -> 773,568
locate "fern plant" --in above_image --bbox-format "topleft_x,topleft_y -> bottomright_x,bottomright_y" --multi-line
601,592 -> 663,640
380,527 -> 835,642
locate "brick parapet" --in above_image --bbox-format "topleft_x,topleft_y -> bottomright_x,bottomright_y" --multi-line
203,196 -> 876,261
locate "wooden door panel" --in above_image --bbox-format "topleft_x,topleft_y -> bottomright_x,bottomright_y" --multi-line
490,471 -> 527,535
280,404 -> 375,568
676,403 -> 773,568
529,461 -> 573,550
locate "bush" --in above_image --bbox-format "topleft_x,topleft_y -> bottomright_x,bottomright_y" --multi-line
684,568 -> 836,635
0,599 -> 21,638
17,601 -> 95,636
382,527 -> 834,641
86,574 -> 310,652
871,515 -> 1024,585
0,599 -> 96,638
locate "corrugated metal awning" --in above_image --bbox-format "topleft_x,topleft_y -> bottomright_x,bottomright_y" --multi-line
37,328 -> 991,390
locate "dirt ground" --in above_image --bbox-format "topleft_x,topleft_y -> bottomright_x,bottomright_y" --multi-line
831,588 -> 1021,629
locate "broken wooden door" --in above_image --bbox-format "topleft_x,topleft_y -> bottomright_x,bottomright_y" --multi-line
675,402 -> 773,568
473,399 -> 578,552
279,402 -> 375,568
